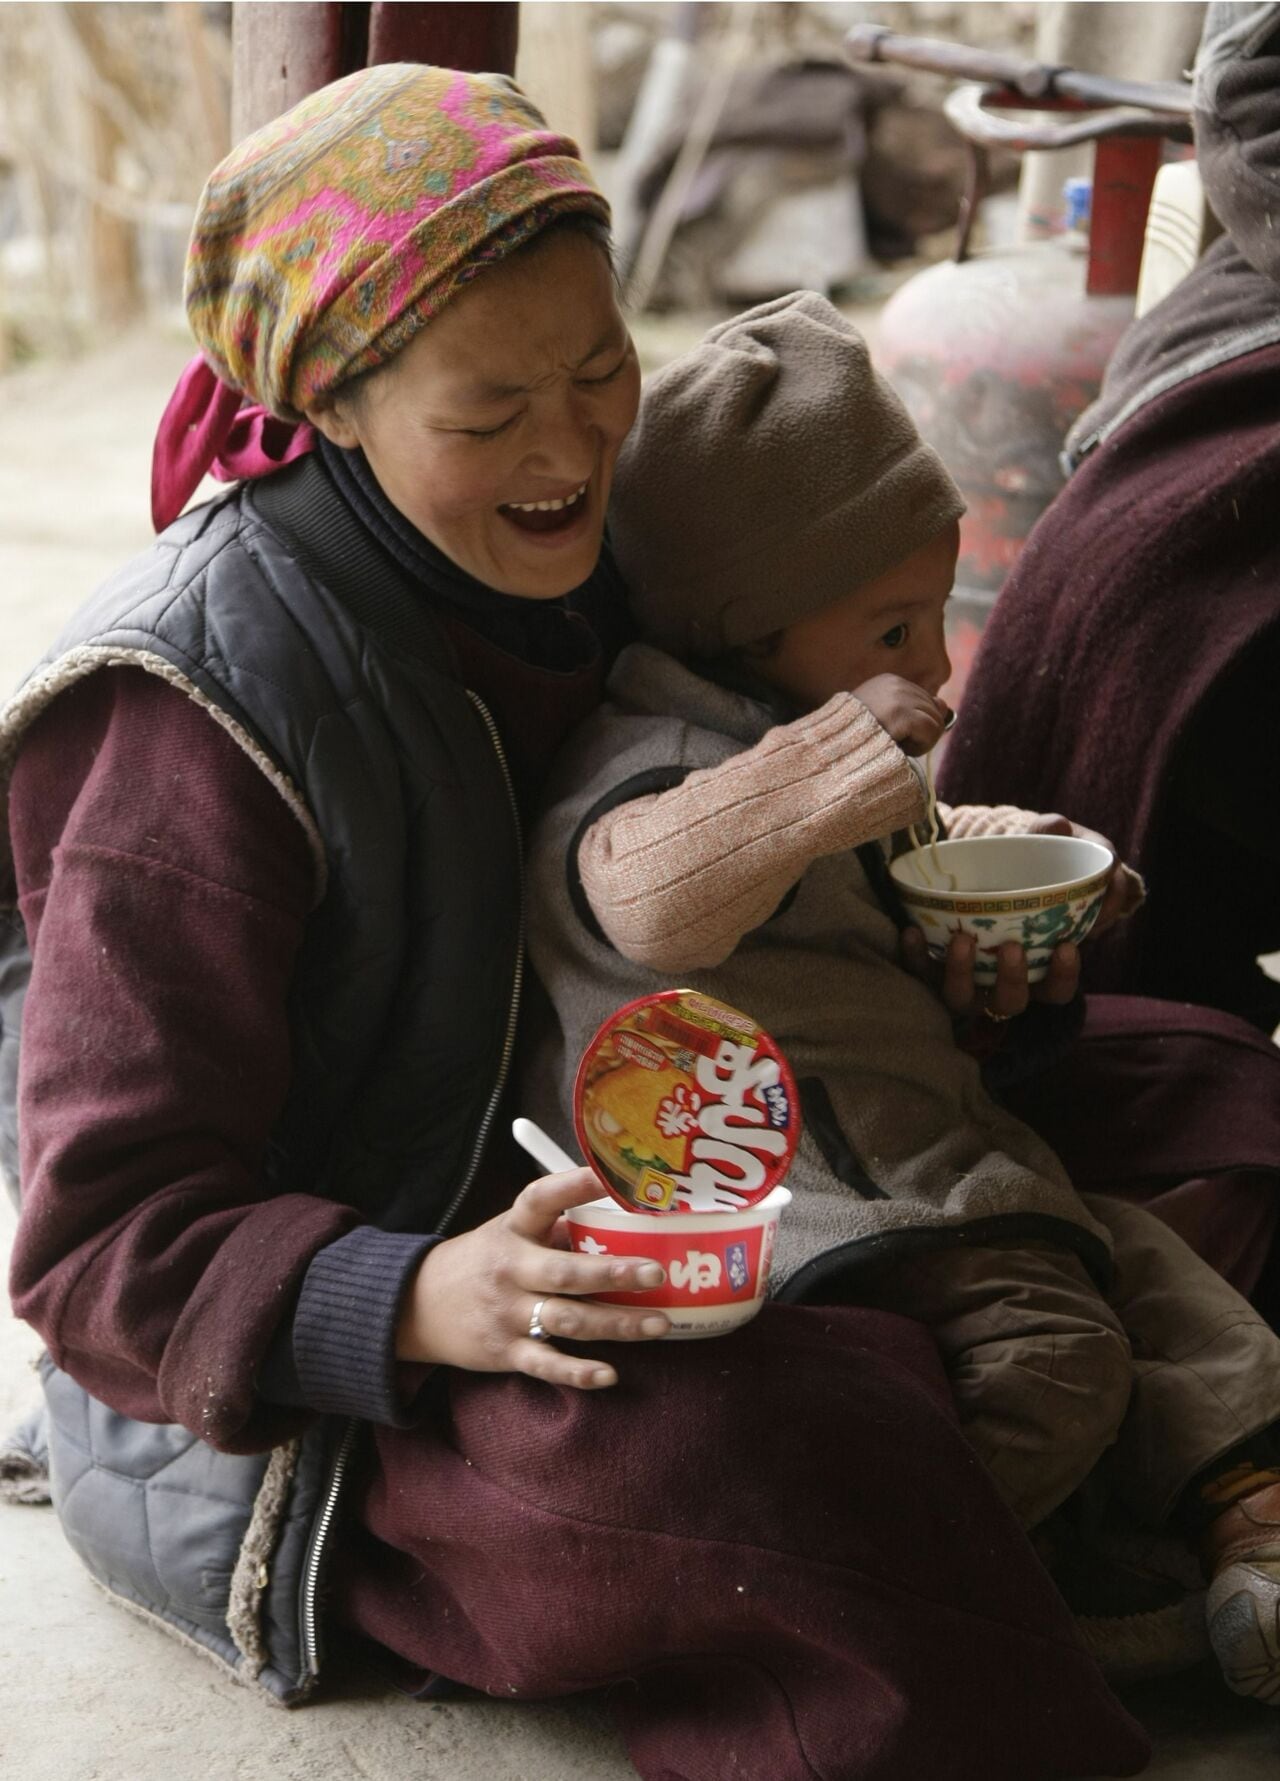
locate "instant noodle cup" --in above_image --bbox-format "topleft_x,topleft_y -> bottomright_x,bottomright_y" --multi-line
566,1185 -> 791,1338
572,988 -> 800,1215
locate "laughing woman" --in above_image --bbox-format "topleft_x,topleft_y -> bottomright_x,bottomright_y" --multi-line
0,65 -> 1145,1781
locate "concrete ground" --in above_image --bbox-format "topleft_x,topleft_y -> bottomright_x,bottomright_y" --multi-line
2,330 -> 1279,1779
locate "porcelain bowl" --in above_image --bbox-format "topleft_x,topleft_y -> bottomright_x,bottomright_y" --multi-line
888,833 -> 1113,986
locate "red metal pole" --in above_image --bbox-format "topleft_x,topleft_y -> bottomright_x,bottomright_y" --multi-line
1086,135 -> 1164,298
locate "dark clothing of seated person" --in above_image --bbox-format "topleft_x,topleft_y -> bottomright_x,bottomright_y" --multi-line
940,1 -> 1280,1036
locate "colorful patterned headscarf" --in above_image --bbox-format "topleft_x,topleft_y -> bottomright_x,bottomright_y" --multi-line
152,63 -> 610,530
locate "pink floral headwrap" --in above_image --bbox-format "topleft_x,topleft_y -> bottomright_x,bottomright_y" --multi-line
152,62 -> 609,530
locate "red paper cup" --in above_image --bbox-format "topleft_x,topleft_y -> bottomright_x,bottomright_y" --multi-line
565,1186 -> 790,1338
573,989 -> 800,1215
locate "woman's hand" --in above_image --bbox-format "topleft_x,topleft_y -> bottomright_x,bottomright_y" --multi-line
900,928 -> 1080,1021
1023,813 -> 1145,937
397,1167 -> 671,1390
854,674 -> 952,757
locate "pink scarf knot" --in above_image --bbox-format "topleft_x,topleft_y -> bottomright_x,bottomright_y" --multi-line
151,355 -> 317,532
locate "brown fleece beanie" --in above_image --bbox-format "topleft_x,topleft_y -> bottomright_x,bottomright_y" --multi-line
610,291 -> 965,658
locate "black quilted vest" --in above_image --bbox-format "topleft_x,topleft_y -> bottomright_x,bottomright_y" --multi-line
0,456 -> 524,1698
2,455 -> 523,1219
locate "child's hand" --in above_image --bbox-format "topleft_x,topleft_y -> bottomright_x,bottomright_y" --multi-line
853,675 -> 952,757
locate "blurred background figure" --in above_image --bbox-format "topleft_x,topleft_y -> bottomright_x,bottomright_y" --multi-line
941,2 -> 1280,1034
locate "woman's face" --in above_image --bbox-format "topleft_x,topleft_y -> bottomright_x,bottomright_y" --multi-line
308,230 -> 640,599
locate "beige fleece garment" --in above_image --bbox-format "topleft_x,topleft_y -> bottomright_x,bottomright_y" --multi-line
578,689 -> 1043,972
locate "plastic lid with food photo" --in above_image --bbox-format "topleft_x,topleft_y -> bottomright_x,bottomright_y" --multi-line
573,989 -> 800,1214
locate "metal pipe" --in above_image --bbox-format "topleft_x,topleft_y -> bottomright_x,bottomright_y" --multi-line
846,24 -> 1192,119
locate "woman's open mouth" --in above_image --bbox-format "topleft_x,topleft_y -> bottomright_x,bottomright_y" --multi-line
498,481 -> 589,538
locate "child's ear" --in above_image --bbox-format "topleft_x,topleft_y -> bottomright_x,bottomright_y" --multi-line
740,631 -> 784,662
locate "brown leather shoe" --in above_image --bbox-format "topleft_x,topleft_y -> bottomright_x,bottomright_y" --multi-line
1202,1481 -> 1280,1703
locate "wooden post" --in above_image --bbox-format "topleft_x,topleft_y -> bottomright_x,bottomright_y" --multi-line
169,1 -> 230,169
65,3 -> 141,330
231,4 -> 350,143
232,2 -> 519,142
368,4 -> 519,75
516,3 -> 595,154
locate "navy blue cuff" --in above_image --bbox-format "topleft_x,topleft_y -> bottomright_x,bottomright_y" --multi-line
259,1226 -> 441,1425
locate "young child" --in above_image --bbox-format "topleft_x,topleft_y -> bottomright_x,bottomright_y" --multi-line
525,292 -> 1280,1702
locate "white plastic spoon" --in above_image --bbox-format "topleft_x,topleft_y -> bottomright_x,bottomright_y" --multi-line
512,1117 -> 578,1175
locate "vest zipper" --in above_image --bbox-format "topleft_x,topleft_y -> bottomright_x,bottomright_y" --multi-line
436,689 -> 525,1236
299,689 -> 524,1682
299,1416 -> 359,1680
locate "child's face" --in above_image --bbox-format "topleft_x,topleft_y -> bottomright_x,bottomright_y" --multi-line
750,523 -> 959,711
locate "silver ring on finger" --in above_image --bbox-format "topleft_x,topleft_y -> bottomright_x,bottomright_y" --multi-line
528,1298 -> 550,1341
981,1001 -> 1015,1024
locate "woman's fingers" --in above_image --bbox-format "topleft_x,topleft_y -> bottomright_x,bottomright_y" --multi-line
512,1339 -> 619,1391
399,1160 -> 672,1376
508,1286 -> 673,1392
904,927 -> 1083,1021
505,1168 -> 671,1292
506,1166 -> 602,1238
1116,862 -> 1146,914
914,930 -> 1008,1017
514,1244 -> 669,1300
1033,942 -> 1080,1004
940,932 -> 980,1013
984,943 -> 1030,1019
528,1294 -> 671,1346
900,924 -> 932,980
510,1294 -> 672,1391
503,1285 -> 671,1394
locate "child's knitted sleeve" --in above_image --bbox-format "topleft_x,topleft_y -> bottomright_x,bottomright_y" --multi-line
937,802 -> 1045,838
577,691 -> 924,971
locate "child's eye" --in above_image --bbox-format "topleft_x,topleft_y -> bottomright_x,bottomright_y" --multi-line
880,623 -> 909,649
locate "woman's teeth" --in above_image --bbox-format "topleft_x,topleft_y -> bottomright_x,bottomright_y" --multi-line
501,483 -> 587,515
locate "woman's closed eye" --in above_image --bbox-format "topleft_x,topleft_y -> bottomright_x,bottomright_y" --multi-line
575,355 -> 629,388
880,622 -> 909,649
459,413 -> 520,440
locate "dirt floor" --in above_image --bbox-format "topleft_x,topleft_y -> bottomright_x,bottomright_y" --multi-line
1,329 -> 1278,1779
